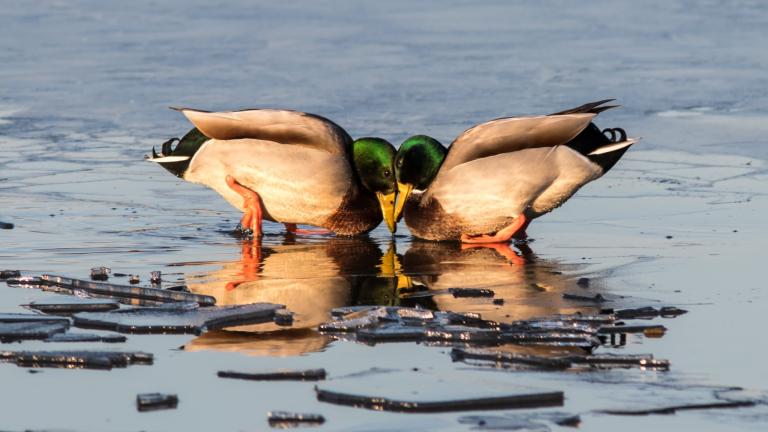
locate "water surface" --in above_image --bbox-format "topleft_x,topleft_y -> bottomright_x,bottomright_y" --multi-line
1,1 -> 768,430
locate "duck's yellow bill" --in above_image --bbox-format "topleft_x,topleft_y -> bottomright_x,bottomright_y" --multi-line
376,191 -> 397,234
394,182 -> 414,223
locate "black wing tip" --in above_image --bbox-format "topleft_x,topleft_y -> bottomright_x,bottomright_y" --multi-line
169,106 -> 212,113
550,99 -> 620,116
591,104 -> 622,114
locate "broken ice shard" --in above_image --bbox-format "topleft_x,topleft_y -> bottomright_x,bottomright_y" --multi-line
73,303 -> 284,334
316,387 -> 564,413
218,368 -> 326,381
0,350 -> 152,370
137,393 -> 179,411
0,313 -> 71,342
90,267 -> 110,281
24,297 -> 120,314
44,332 -> 127,343
267,411 -> 325,427
39,274 -> 216,305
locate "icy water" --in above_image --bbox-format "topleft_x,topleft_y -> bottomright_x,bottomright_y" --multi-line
2,0 -> 768,430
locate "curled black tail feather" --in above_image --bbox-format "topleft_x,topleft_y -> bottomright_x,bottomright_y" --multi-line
602,127 -> 627,143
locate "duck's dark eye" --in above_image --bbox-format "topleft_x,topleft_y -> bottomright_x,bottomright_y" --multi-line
383,169 -> 391,177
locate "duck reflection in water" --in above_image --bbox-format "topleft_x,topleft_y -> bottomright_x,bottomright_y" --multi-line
185,236 -> 394,356
401,241 -> 597,322
184,236 -> 602,356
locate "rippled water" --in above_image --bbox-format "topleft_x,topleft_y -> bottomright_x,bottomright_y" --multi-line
2,1 -> 768,431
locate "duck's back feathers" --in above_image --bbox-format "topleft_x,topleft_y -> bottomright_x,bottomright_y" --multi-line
172,108 -> 352,156
438,113 -> 595,173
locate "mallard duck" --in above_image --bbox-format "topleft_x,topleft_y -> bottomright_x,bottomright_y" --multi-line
149,108 -> 397,236
393,100 -> 637,242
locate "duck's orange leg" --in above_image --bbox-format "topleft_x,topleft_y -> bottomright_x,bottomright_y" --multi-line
226,175 -> 262,237
512,217 -> 533,240
460,214 -> 528,244
284,223 -> 331,236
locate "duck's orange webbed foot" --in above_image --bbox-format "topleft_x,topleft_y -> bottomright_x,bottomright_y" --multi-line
284,223 -> 332,236
460,214 -> 528,244
226,175 -> 263,237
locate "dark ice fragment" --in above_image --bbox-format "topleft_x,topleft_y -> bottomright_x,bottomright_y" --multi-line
268,411 -> 325,427
273,309 -> 294,326
44,332 -> 127,343
659,306 -> 687,317
597,324 -> 666,334
0,350 -> 152,369
599,400 -> 755,416
452,349 -> 669,371
562,292 -> 606,303
73,303 -> 284,334
0,322 -> 69,342
460,412 -> 581,429
424,326 -> 502,344
24,297 -> 120,314
330,306 -> 377,318
611,306 -> 688,319
355,325 -> 429,343
318,314 -> 381,333
449,288 -> 495,298
0,313 -> 71,324
566,353 -> 670,370
501,332 -> 600,348
451,348 -> 571,370
218,368 -> 326,381
40,274 -> 216,305
0,270 -> 21,280
137,393 -> 178,411
438,311 -> 496,328
0,221 -> 14,229
90,267 -> 110,281
315,387 -> 563,413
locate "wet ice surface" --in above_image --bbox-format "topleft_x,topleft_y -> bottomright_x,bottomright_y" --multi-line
2,0 -> 768,431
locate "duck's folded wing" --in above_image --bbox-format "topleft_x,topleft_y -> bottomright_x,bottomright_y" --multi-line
439,113 -> 596,172
172,108 -> 352,155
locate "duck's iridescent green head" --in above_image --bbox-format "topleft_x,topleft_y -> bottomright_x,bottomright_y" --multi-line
352,137 -> 397,233
148,128 -> 209,178
394,135 -> 447,220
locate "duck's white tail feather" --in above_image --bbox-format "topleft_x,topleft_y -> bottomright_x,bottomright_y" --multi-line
147,155 -> 191,163
588,138 -> 639,156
